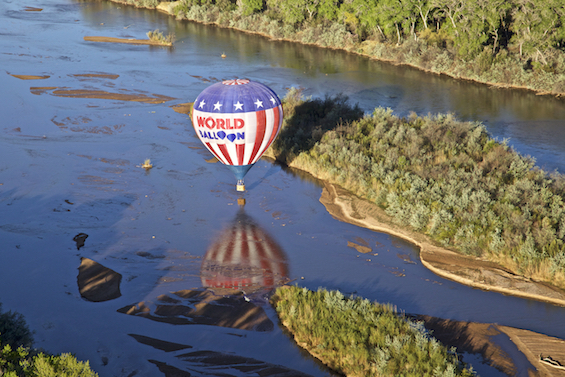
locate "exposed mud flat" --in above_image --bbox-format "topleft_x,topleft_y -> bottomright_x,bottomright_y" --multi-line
118,288 -> 274,331
136,336 -> 315,377
77,257 -> 122,302
32,87 -> 175,103
71,73 -> 120,80
416,315 -> 565,377
171,102 -> 193,114
9,73 -> 50,80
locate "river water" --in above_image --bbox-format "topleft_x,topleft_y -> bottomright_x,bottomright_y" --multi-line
1,0 -> 565,376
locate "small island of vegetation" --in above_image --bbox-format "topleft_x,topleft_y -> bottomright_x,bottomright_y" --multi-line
272,286 -> 474,376
146,29 -> 175,46
266,88 -> 565,292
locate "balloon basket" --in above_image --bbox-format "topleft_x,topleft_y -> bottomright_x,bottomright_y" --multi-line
236,179 -> 245,192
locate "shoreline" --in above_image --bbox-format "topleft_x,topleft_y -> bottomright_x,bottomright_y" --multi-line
414,315 -> 565,377
318,180 -> 565,307
132,0 -> 565,99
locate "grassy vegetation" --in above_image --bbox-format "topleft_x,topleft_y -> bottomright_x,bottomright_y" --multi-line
0,303 -> 98,377
267,88 -> 565,290
271,286 -> 474,376
146,29 -> 175,46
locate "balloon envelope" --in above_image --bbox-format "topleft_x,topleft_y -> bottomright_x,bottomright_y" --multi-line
191,79 -> 283,181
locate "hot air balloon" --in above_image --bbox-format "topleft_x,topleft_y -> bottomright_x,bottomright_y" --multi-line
191,79 -> 283,191
200,209 -> 289,292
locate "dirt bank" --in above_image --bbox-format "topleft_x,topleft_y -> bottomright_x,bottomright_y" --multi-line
319,181 -> 565,307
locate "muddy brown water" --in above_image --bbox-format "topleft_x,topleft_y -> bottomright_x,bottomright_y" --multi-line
2,0 -> 565,376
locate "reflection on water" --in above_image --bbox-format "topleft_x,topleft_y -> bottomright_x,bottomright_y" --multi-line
112,208 -> 311,374
114,206 -> 289,332
201,207 -> 289,292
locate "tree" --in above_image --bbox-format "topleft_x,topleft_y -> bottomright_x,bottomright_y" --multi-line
431,0 -> 465,37
452,0 -> 490,58
481,0 -> 511,53
267,0 -> 320,25
318,0 -> 340,21
339,0 -> 384,39
410,0 -> 433,30
377,0 -> 418,44
240,0 -> 263,15
510,0 -> 564,63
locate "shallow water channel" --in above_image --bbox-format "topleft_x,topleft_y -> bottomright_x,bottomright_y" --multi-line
2,0 -> 565,376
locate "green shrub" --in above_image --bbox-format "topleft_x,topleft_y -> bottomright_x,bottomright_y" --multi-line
29,353 -> 97,377
240,0 -> 262,15
0,304 -> 98,377
146,29 -> 175,45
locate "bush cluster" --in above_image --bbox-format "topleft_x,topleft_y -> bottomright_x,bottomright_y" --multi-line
271,286 -> 474,376
0,304 -> 97,377
146,29 -> 175,45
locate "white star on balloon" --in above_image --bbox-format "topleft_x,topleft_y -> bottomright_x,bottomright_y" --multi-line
234,101 -> 243,111
254,99 -> 263,108
198,100 -> 206,109
213,101 -> 222,111
270,96 -> 276,104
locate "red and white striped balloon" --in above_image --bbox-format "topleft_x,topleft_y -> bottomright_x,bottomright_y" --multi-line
191,79 -> 283,190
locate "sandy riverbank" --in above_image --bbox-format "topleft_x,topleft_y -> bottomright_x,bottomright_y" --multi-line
319,181 -> 565,307
415,315 -> 565,377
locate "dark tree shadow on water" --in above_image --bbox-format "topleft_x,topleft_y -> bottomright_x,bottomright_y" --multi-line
271,90 -> 363,165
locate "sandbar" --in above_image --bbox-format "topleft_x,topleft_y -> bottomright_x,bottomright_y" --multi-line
84,36 -> 171,46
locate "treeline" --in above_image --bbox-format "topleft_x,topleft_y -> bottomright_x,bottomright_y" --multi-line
267,88 -> 565,289
123,0 -> 565,94
243,0 -> 565,64
271,286 -> 474,376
